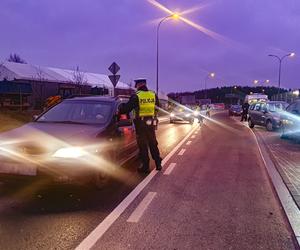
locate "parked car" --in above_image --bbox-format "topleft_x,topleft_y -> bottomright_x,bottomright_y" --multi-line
228,105 -> 242,116
281,100 -> 300,141
0,96 -> 138,188
170,106 -> 194,124
248,101 -> 288,131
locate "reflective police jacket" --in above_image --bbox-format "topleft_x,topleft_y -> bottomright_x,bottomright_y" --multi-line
119,86 -> 159,119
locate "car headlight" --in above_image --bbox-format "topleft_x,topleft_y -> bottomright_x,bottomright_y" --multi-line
282,119 -> 293,125
185,113 -> 191,117
193,111 -> 199,116
170,113 -> 175,117
52,147 -> 87,158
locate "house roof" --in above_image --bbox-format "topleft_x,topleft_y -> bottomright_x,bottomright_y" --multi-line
0,61 -> 129,89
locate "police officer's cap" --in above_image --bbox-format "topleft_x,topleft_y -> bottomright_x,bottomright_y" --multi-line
134,78 -> 147,88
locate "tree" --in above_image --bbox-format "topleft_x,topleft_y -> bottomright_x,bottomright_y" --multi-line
32,67 -> 45,109
72,66 -> 87,94
7,53 -> 27,64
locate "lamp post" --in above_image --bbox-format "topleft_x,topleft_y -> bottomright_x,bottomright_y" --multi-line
268,52 -> 295,94
204,72 -> 215,99
156,13 -> 179,94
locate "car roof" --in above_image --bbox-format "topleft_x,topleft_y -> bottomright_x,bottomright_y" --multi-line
64,95 -> 129,103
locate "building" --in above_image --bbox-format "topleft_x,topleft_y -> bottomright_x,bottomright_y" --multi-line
0,62 -> 132,109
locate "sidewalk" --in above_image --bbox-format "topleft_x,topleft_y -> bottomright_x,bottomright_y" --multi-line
253,127 -> 300,209
81,113 -> 296,250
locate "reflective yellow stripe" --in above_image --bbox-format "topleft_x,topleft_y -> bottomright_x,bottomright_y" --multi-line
137,91 -> 156,117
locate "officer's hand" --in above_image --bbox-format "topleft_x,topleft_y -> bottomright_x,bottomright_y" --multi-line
118,103 -> 126,113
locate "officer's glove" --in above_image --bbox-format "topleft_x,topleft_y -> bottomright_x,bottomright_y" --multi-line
118,103 -> 126,114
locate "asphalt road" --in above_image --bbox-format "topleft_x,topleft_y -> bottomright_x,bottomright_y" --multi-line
0,120 -> 195,250
93,112 -> 297,250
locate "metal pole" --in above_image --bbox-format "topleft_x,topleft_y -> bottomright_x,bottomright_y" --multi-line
156,16 -> 171,95
204,76 -> 208,99
278,59 -> 282,95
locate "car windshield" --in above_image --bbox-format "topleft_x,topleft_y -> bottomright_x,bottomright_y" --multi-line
231,105 -> 241,110
37,101 -> 112,125
267,103 -> 285,112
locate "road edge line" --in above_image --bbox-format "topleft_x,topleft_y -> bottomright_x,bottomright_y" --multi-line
242,121 -> 300,246
75,125 -> 198,250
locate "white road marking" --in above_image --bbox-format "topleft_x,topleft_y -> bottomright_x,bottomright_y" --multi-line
163,163 -> 177,175
76,125 -> 198,250
191,135 -> 196,139
186,141 -> 192,145
178,149 -> 186,156
127,192 -> 157,223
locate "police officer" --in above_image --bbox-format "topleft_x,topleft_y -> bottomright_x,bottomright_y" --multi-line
119,79 -> 162,174
241,102 -> 250,122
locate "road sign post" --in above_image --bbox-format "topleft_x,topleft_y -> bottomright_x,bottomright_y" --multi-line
108,62 -> 120,96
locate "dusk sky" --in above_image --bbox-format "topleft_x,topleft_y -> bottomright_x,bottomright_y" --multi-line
1,0 -> 299,93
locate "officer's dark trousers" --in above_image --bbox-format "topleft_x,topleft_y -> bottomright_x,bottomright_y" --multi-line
135,120 -> 161,169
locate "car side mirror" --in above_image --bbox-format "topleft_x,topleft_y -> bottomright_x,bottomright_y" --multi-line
33,115 -> 39,121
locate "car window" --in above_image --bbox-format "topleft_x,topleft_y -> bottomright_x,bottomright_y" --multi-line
37,101 -> 112,125
286,103 -> 297,112
249,104 -> 255,110
260,103 -> 267,111
254,103 -> 261,111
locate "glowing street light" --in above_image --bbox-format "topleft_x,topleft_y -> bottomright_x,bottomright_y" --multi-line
253,80 -> 259,84
204,72 -> 215,99
156,13 -> 180,94
268,52 -> 296,94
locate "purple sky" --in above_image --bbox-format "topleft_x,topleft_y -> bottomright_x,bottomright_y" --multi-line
1,0 -> 299,93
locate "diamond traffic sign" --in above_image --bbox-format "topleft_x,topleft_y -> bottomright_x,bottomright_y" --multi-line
109,75 -> 120,87
108,62 -> 120,75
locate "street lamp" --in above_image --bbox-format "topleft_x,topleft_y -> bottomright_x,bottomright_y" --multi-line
156,13 -> 180,94
268,52 -> 295,94
204,72 -> 215,99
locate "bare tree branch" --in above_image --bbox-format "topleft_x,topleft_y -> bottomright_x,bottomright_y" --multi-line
72,66 -> 87,85
72,66 -> 88,94
7,53 -> 27,64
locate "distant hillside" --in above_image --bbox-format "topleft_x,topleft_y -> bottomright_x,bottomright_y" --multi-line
168,86 -> 288,104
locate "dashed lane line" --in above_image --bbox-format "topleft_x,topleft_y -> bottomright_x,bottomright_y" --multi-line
186,141 -> 192,146
178,149 -> 186,156
75,124 -> 198,250
163,163 -> 177,175
191,135 -> 196,139
127,192 -> 157,223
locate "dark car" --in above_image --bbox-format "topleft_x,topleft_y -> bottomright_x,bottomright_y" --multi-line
228,105 -> 242,116
0,96 -> 138,188
248,101 -> 288,131
281,100 -> 300,141
170,106 -> 194,124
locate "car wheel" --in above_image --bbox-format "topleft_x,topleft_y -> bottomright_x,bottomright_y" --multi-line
248,119 -> 255,128
170,119 -> 173,124
266,120 -> 273,131
189,119 -> 194,124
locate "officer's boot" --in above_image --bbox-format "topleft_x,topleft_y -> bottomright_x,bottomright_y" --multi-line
155,159 -> 162,171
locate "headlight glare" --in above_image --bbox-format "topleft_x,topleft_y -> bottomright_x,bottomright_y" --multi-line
53,147 -> 87,158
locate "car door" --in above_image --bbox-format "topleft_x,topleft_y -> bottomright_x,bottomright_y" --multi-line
115,105 -> 137,166
252,103 -> 261,124
259,103 -> 268,125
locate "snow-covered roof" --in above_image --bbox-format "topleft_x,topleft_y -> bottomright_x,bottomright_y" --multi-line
0,61 -> 129,89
